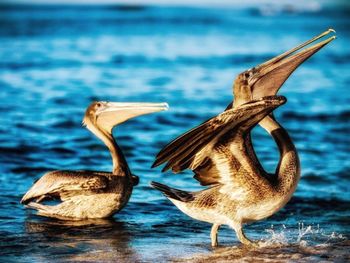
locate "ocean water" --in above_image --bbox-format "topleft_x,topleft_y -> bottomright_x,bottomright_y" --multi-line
0,3 -> 349,262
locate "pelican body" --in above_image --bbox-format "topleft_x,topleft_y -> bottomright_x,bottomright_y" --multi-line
22,101 -> 168,220
151,29 -> 335,246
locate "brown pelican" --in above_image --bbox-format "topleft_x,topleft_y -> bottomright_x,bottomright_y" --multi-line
151,29 -> 335,246
21,101 -> 168,220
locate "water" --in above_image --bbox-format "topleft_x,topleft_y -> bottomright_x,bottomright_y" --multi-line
0,3 -> 349,262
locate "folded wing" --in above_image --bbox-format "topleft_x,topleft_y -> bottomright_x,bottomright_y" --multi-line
21,170 -> 109,204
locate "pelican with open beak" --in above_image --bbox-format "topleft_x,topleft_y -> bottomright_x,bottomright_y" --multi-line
22,101 -> 168,220
151,29 -> 335,246
233,28 -> 336,107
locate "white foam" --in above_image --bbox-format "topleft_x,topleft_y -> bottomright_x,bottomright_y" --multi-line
259,222 -> 346,247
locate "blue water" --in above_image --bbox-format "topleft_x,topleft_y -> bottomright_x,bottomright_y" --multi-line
0,3 -> 349,262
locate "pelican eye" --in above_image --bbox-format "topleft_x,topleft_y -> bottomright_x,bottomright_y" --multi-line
96,102 -> 102,108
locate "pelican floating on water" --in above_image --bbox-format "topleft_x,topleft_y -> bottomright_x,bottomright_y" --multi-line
151,29 -> 335,246
22,101 -> 168,219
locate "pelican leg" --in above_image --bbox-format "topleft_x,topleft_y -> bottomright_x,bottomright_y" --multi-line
232,224 -> 257,247
210,223 -> 220,247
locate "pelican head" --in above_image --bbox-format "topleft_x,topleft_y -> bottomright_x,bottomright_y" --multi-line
233,29 -> 336,107
83,101 -> 169,137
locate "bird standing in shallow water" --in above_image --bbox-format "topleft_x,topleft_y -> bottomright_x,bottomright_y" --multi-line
151,29 -> 335,246
22,101 -> 168,220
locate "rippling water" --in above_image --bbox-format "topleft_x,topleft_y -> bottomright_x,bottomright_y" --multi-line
0,3 -> 349,262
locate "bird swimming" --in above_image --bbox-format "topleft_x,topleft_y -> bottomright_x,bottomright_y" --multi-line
151,29 -> 335,246
21,101 -> 168,220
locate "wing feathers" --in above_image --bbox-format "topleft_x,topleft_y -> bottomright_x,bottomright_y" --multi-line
152,97 -> 285,186
154,110 -> 236,170
161,124 -> 224,172
153,119 -> 213,168
21,170 -> 109,204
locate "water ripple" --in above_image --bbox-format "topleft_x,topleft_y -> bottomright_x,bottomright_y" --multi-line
0,4 -> 349,262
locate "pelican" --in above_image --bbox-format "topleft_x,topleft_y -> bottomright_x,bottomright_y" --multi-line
151,29 -> 335,246
21,101 -> 168,220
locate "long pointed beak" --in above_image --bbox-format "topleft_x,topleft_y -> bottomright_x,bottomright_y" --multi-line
249,29 -> 336,99
99,102 -> 169,115
96,102 -> 169,132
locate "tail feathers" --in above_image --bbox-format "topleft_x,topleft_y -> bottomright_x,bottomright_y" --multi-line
150,181 -> 194,202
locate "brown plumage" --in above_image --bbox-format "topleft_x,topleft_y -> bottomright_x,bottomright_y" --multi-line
21,101 -> 168,219
151,97 -> 289,246
151,29 -> 335,246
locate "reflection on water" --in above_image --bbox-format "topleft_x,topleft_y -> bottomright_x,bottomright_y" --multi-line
24,217 -> 139,262
0,2 -> 349,262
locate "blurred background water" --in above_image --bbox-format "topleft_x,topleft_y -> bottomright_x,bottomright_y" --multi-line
0,1 -> 349,262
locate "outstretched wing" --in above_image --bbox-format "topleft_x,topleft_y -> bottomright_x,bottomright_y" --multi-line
153,97 -> 285,187
21,170 -> 109,204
